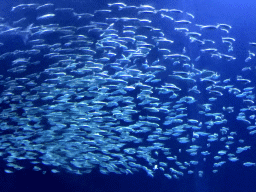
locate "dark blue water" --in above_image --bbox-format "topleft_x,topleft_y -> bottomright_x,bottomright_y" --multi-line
0,0 -> 256,192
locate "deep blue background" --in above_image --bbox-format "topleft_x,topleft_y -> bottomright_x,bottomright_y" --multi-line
0,0 -> 256,192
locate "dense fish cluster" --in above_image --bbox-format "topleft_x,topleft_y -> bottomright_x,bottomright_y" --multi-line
0,2 -> 255,179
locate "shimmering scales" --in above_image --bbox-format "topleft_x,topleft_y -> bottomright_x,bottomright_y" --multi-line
0,2 -> 254,179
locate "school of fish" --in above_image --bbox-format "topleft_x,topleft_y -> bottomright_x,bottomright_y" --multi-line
0,2 -> 255,179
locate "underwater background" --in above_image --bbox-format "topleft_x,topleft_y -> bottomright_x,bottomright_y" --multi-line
0,0 -> 256,192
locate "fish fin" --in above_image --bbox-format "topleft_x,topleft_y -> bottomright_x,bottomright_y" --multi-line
20,23 -> 33,45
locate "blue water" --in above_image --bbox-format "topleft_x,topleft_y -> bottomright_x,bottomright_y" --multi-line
0,0 -> 256,192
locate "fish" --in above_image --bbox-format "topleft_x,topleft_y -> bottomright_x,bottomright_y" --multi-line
0,2 -> 253,181
0,23 -> 33,44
